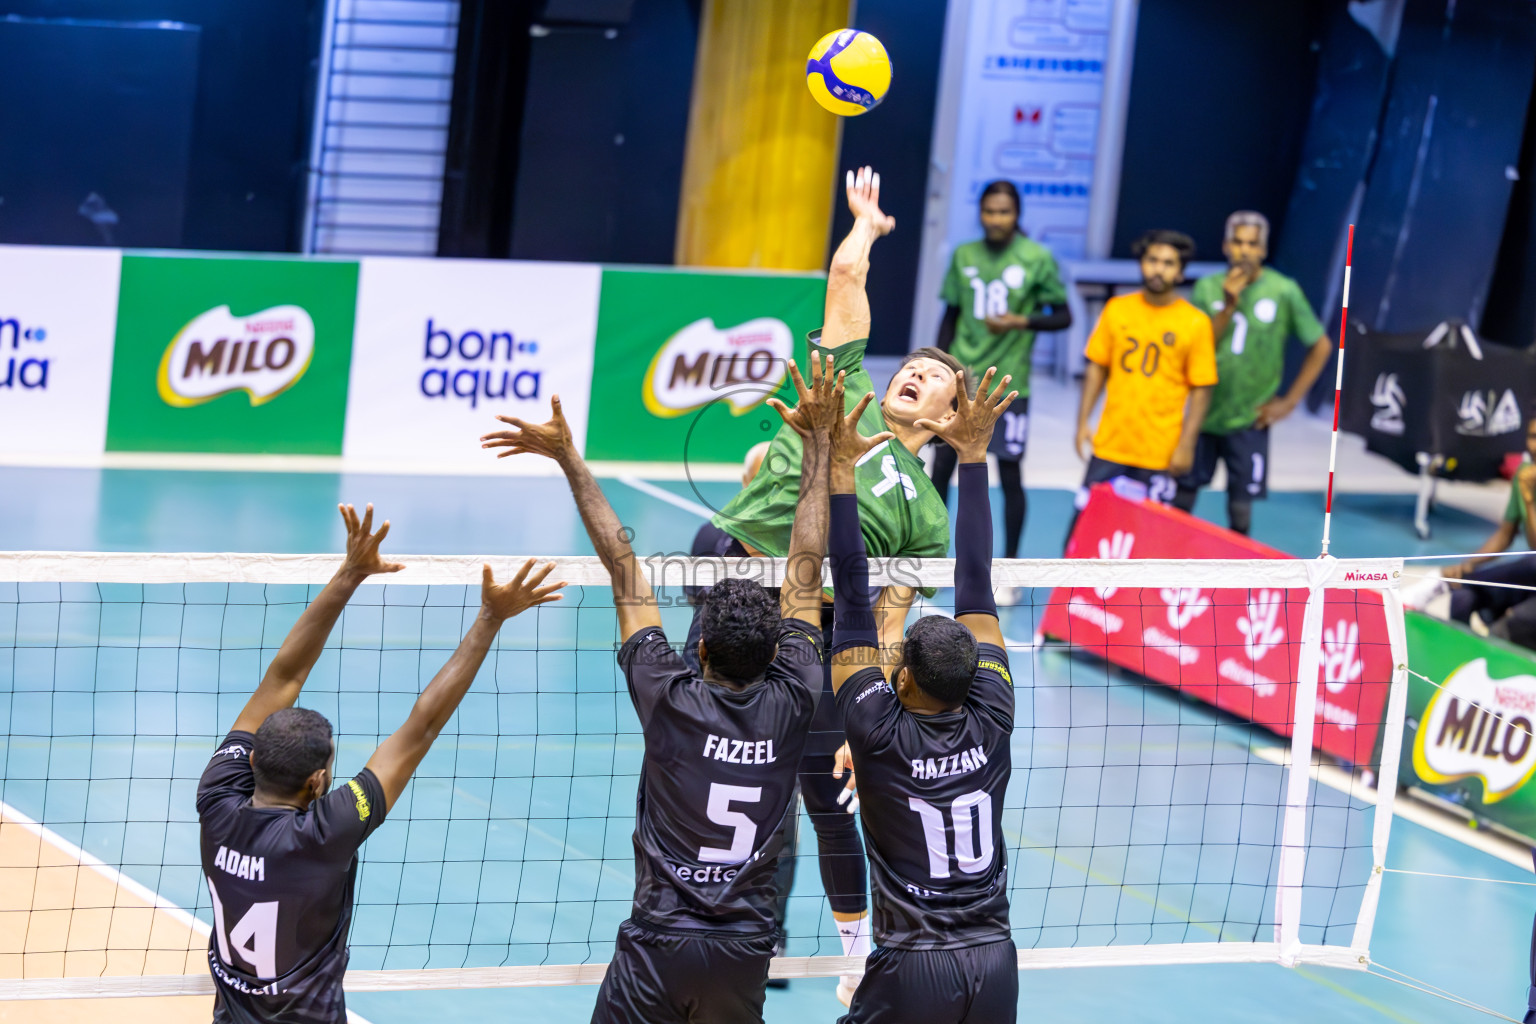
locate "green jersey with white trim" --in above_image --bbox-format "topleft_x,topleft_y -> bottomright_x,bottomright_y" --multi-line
1191,268 -> 1326,435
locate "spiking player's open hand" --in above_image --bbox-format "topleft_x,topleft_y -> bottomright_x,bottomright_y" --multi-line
338,503 -> 405,579
916,367 -> 1017,463
846,166 -> 895,237
481,395 -> 575,464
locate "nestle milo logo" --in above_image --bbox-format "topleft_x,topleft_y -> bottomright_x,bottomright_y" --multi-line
643,316 -> 792,418
1414,658 -> 1536,802
156,304 -> 314,407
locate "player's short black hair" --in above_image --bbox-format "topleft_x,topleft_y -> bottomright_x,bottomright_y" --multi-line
698,577 -> 782,682
252,707 -> 334,795
900,615 -> 980,707
1131,229 -> 1196,268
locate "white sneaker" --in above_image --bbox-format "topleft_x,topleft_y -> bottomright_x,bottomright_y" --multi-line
992,584 -> 1022,607
836,976 -> 859,1007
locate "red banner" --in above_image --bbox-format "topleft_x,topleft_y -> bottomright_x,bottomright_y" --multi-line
1039,486 -> 1392,765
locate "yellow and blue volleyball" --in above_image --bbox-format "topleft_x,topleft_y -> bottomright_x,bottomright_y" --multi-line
806,29 -> 891,116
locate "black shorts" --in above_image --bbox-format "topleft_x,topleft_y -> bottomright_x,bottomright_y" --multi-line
1178,427 -> 1269,500
838,939 -> 1018,1024
591,919 -> 776,1024
1076,455 -> 1175,509
988,398 -> 1030,460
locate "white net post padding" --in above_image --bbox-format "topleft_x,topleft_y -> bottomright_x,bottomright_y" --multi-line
0,552 -> 1409,998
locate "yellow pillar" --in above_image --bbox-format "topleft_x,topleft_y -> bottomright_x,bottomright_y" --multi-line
675,0 -> 853,270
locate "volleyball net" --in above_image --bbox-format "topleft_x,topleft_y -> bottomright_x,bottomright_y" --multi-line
0,552 -> 1409,998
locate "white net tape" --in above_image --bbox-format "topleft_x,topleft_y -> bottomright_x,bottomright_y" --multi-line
0,553 -> 1407,997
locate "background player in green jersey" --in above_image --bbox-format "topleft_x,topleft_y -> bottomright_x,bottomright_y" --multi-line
1172,210 -> 1333,535
932,181 -> 1071,570
707,165 -> 962,1006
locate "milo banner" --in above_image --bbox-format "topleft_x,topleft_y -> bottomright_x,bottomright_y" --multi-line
584,268 -> 824,465
1402,612 -> 1536,840
1040,486 -> 1394,765
105,254 -> 359,454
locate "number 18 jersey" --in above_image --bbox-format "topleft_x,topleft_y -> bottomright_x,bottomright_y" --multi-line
836,644 -> 1015,950
616,620 -> 822,937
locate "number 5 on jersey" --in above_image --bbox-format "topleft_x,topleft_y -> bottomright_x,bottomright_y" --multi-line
700,783 -> 762,863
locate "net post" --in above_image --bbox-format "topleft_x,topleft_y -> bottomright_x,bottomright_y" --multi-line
1274,567 -> 1330,965
1350,585 -> 1411,958
1321,224 -> 1354,556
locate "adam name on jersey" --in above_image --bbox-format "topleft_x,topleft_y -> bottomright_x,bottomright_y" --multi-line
702,733 -> 778,764
911,745 -> 989,780
213,845 -> 266,882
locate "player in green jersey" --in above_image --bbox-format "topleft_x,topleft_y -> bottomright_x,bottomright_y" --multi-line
932,181 -> 1071,570
708,166 -> 964,1006
1172,211 -> 1333,535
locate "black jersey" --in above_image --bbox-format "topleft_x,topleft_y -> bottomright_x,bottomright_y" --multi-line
616,619 -> 822,937
196,731 -> 387,1023
836,643 -> 1014,950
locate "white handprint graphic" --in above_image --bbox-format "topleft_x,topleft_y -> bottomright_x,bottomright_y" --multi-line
1322,620 -> 1363,694
1237,590 -> 1286,662
1094,530 -> 1135,600
1161,588 -> 1209,631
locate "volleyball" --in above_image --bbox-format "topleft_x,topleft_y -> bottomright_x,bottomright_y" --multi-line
805,29 -> 891,116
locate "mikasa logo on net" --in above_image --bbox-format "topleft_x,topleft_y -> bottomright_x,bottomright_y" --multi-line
157,305 -> 313,407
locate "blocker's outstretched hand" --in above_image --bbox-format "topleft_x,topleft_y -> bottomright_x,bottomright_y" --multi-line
480,560 -> 566,623
481,395 -> 576,464
846,165 -> 895,237
339,503 -> 405,578
766,352 -> 843,441
916,367 -> 1016,463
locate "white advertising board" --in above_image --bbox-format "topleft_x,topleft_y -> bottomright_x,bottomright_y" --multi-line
0,245 -> 121,456
344,258 -> 601,469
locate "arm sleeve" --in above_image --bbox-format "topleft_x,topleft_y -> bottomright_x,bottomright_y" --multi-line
618,626 -> 686,728
312,767 -> 388,856
196,731 -> 257,817
1026,305 -> 1071,332
831,493 -> 879,656
967,643 -> 1015,726
1084,309 -> 1114,367
954,462 -> 996,618
1187,312 -> 1219,386
1288,280 -> 1327,345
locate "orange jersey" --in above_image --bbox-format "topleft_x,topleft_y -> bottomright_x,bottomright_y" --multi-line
1085,292 -> 1217,470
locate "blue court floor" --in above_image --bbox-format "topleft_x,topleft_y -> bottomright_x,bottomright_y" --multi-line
0,465 -> 1529,1023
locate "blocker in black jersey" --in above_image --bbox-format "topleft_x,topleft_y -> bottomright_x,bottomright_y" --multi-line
615,621 -> 821,934
196,731 -> 387,1023
590,620 -> 821,1022
836,643 -> 1014,950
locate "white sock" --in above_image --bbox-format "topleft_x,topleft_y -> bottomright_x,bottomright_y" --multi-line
836,913 -> 871,960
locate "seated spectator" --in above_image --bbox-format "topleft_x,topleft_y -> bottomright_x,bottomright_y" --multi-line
1443,418 -> 1536,646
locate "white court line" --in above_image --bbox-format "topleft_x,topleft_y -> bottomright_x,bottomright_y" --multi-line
616,476 -> 714,519
0,797 -> 377,1021
1249,747 -> 1534,871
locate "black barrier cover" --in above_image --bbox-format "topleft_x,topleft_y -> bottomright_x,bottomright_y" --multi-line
1341,321 -> 1536,479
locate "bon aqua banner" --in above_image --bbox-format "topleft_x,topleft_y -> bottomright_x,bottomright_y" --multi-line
1402,611 -> 1536,840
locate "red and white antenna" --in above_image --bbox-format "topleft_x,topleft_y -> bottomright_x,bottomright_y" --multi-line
1320,224 -> 1355,556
